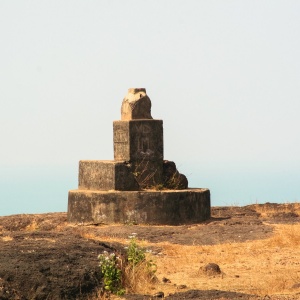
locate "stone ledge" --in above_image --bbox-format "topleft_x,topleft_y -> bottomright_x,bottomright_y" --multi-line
68,189 -> 210,225
78,160 -> 139,191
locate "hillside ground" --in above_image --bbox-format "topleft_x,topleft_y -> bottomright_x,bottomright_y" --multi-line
1,203 -> 300,300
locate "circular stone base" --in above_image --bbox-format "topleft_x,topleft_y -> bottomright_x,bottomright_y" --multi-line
68,188 -> 210,225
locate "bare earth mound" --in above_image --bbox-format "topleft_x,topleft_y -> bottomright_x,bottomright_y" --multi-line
1,203 -> 300,299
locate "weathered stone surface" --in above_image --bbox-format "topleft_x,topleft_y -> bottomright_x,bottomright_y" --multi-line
68,189 -> 210,225
113,120 -> 163,161
163,160 -> 188,189
79,160 -> 139,191
131,159 -> 163,189
67,87 -> 211,224
121,88 -> 153,120
113,119 -> 164,188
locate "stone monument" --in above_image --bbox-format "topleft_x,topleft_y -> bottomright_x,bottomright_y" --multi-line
68,88 -> 210,225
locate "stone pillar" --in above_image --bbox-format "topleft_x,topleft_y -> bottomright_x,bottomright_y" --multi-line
113,119 -> 163,188
112,88 -> 165,188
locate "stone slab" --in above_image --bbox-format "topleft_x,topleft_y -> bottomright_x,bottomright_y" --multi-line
113,120 -> 163,161
78,160 -> 139,191
68,189 -> 210,225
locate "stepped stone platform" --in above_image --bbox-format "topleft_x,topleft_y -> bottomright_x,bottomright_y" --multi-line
68,189 -> 210,225
68,88 -> 210,225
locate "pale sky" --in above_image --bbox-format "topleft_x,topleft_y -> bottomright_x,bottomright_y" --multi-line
1,1 -> 299,215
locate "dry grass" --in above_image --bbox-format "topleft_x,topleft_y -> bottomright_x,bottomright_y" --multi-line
87,261 -> 158,300
87,289 -> 107,300
123,259 -> 157,294
25,220 -> 39,231
77,230 -> 133,246
67,205 -> 300,299
150,223 -> 300,297
252,202 -> 300,218
77,230 -> 158,296
2,235 -> 13,241
3,206 -> 300,298
85,223 -> 300,299
265,224 -> 300,247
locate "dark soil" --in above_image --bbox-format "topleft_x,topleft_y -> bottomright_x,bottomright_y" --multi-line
0,204 -> 299,300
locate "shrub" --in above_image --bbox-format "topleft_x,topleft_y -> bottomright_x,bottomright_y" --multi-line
98,234 -> 156,295
98,251 -> 124,295
124,233 -> 157,293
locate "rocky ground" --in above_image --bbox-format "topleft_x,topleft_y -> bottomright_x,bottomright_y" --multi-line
0,203 -> 299,300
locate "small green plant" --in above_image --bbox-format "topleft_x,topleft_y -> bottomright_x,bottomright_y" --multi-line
98,234 -> 157,296
126,233 -> 157,280
127,233 -> 146,266
98,251 -> 124,295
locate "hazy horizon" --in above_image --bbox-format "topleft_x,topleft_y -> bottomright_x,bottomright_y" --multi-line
1,1 -> 299,216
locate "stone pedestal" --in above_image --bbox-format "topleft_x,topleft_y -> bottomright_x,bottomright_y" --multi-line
67,88 -> 211,225
68,189 -> 210,225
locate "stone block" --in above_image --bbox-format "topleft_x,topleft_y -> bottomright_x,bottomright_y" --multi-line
78,160 -> 139,191
68,189 -> 211,225
121,88 -> 153,120
132,159 -> 163,189
113,120 -> 163,161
